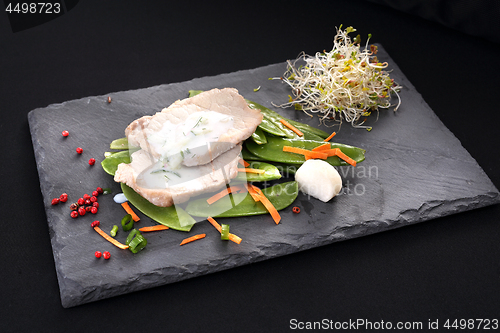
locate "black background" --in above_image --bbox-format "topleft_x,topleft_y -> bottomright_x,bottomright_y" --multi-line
1,1 -> 499,332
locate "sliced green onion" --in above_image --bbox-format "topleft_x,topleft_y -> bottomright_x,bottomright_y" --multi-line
126,229 -> 148,254
110,225 -> 119,237
221,224 -> 230,240
121,214 -> 134,231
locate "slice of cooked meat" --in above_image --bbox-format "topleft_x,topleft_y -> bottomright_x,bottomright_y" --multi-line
125,88 -> 263,167
114,144 -> 242,207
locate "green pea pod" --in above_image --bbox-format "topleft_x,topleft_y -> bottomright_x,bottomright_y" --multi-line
236,161 -> 281,182
241,146 -> 263,161
286,119 -> 330,140
188,89 -> 204,97
101,150 -> 131,176
245,99 -> 330,139
251,126 -> 267,144
121,183 -> 196,232
245,137 -> 365,166
258,113 -> 289,137
247,102 -> 297,138
301,131 -> 327,141
110,137 -> 130,150
185,181 -> 298,218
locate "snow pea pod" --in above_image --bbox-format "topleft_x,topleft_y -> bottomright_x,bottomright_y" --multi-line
121,183 -> 196,232
251,126 -> 267,144
101,150 -> 131,176
241,146 -> 263,161
185,181 -> 298,218
245,137 -> 365,166
236,161 -> 281,182
110,137 -> 130,150
245,99 -> 330,139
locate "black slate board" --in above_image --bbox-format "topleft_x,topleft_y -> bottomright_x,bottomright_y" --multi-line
28,45 -> 500,308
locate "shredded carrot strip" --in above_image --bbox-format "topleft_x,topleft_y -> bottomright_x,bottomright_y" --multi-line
139,225 -> 169,232
238,158 -> 250,167
121,202 -> 140,222
237,168 -> 265,174
94,226 -> 129,249
324,131 -> 337,142
282,146 -> 328,160
245,183 -> 261,202
332,148 -> 357,166
180,233 -> 206,246
207,217 -> 242,244
206,185 -> 246,205
279,119 -> 304,136
248,184 -> 281,224
312,143 -> 331,151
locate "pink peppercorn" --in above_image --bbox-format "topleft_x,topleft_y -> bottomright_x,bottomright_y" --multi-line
70,211 -> 78,218
91,207 -> 98,214
59,193 -> 68,203
95,251 -> 102,258
62,130 -> 69,137
88,158 -> 96,166
51,198 -> 60,205
103,251 -> 111,259
91,220 -> 100,228
76,147 -> 83,154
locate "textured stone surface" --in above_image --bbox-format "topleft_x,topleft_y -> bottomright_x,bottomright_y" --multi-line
28,45 -> 499,308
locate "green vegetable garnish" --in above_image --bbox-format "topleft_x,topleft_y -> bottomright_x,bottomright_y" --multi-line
185,181 -> 298,218
110,137 -> 130,150
121,214 -> 134,231
220,224 -> 230,240
245,137 -> 365,166
121,183 -> 196,232
235,161 -> 281,182
110,225 -> 119,237
126,229 -> 148,254
101,150 -> 130,176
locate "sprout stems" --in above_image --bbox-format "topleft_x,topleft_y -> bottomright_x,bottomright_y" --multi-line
275,26 -> 402,129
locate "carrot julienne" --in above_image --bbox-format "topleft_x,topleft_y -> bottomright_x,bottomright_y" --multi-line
121,202 -> 140,222
206,185 -> 246,205
323,131 -> 337,142
282,146 -> 328,160
139,225 -> 169,232
279,119 -> 304,136
238,158 -> 250,167
94,226 -> 129,249
244,183 -> 262,202
312,143 -> 331,151
237,168 -> 265,174
207,216 -> 242,244
180,234 -> 206,246
331,148 -> 357,166
247,184 -> 281,224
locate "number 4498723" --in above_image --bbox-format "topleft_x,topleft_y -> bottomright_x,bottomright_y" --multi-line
5,2 -> 61,14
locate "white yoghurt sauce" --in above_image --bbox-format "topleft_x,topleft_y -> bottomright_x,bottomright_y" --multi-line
113,193 -> 128,204
136,111 -> 234,189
